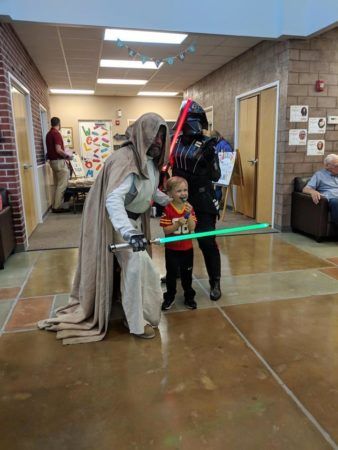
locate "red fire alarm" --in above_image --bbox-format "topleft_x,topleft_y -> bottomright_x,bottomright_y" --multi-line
115,119 -> 120,126
315,80 -> 325,92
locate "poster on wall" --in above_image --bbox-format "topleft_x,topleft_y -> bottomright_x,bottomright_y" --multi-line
308,117 -> 326,134
289,129 -> 307,145
216,151 -> 236,186
60,127 -> 73,148
79,120 -> 112,178
307,140 -> 325,156
290,105 -> 309,122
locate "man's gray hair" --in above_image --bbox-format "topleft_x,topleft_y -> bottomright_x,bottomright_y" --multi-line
324,154 -> 338,166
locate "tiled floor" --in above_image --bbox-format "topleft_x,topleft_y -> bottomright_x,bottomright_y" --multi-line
0,231 -> 338,449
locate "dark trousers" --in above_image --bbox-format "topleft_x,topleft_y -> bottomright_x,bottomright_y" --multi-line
164,248 -> 195,301
329,198 -> 338,225
195,212 -> 221,282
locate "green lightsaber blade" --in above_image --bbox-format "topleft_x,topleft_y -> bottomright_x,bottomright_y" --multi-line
157,223 -> 270,244
108,223 -> 270,252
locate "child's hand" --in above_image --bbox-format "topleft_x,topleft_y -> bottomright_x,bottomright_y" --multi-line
177,217 -> 187,226
184,202 -> 193,214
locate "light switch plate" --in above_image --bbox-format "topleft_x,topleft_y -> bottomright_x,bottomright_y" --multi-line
327,115 -> 338,124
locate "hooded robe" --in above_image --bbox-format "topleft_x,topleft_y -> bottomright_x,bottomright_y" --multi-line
38,113 -> 169,344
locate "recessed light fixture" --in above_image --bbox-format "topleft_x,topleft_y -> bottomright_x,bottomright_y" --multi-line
138,91 -> 178,97
97,78 -> 147,85
100,59 -> 163,69
104,28 -> 187,44
49,89 -> 94,95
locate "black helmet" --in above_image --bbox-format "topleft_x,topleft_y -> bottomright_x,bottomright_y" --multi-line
173,100 -> 208,137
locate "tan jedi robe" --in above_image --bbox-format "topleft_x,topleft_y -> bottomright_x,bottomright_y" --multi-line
38,113 -> 169,344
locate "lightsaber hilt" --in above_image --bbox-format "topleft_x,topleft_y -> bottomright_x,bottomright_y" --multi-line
108,238 -> 161,253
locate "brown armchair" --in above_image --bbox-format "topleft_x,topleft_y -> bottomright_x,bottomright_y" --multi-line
291,177 -> 337,242
0,188 -> 15,269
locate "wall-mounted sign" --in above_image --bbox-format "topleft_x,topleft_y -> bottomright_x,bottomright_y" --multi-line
289,129 -> 307,145
308,117 -> 326,134
290,105 -> 308,122
307,140 -> 325,156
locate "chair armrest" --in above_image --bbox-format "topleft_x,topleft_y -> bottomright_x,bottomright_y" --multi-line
291,192 -> 329,238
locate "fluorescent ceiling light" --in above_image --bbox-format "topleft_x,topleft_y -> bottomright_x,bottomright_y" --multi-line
138,91 -> 178,97
104,28 -> 187,44
100,59 -> 163,69
50,89 -> 94,95
97,78 -> 147,85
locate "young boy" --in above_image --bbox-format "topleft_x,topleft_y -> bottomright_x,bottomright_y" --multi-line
160,176 -> 197,310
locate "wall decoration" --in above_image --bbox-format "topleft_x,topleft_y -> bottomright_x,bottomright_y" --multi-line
78,120 -> 112,178
60,127 -> 73,148
115,38 -> 196,67
290,105 -> 308,122
289,129 -> 307,145
308,117 -> 326,134
307,139 -> 325,155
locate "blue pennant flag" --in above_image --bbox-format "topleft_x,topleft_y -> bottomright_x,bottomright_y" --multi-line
116,39 -> 125,48
187,43 -> 196,53
128,49 -> 137,57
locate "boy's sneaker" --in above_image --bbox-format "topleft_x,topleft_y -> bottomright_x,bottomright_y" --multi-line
161,297 -> 175,310
184,298 -> 197,310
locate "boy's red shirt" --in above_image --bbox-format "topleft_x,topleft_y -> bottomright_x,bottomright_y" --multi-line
160,202 -> 197,251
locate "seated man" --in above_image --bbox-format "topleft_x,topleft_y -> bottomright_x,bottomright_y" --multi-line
303,154 -> 338,225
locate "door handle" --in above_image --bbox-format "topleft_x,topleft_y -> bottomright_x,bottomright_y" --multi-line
23,164 -> 33,169
247,159 -> 258,165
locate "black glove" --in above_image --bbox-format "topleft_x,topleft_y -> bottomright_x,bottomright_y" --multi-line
124,230 -> 147,252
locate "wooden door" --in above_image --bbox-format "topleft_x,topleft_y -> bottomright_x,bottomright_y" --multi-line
256,87 -> 277,224
11,86 -> 38,236
237,95 -> 258,217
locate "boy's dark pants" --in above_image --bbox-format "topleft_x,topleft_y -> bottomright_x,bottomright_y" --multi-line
164,248 -> 196,301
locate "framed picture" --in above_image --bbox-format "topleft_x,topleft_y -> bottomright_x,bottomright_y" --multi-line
61,127 -> 74,148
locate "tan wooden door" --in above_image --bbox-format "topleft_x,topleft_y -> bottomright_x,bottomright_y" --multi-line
256,87 -> 277,224
11,86 -> 37,236
237,95 -> 258,217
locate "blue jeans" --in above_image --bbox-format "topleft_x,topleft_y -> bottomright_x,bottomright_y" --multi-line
328,198 -> 338,225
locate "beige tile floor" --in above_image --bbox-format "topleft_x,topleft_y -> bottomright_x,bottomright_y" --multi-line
0,231 -> 338,449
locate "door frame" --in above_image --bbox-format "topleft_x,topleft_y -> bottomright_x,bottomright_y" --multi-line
205,106 -> 214,131
8,72 -> 43,240
234,81 -> 279,227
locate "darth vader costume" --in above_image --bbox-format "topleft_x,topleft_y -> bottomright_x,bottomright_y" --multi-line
171,101 -> 222,300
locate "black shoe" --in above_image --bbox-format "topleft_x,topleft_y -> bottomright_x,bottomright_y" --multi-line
184,298 -> 197,309
210,279 -> 221,301
52,208 -> 69,213
161,297 -> 175,310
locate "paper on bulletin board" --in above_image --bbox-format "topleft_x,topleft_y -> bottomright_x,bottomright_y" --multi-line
308,117 -> 326,134
289,129 -> 307,145
70,153 -> 85,178
60,127 -> 73,148
307,140 -> 325,155
79,120 -> 112,178
216,151 -> 236,186
290,105 -> 308,122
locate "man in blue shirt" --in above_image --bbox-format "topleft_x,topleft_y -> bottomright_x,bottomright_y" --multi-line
303,154 -> 338,224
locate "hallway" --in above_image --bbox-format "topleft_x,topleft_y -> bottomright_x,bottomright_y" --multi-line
0,233 -> 338,449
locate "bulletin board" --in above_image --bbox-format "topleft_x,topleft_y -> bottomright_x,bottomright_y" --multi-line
78,120 -> 113,178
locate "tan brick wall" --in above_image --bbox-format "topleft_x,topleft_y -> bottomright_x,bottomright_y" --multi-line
185,40 -> 290,229
0,23 -> 49,246
185,28 -> 338,230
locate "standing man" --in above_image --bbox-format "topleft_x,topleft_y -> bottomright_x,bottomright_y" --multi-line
46,117 -> 72,213
172,101 -> 222,301
38,113 -> 170,344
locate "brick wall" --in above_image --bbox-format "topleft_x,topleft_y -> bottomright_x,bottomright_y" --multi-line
0,22 -> 49,247
185,40 -> 290,229
282,28 -> 338,228
185,28 -> 338,230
